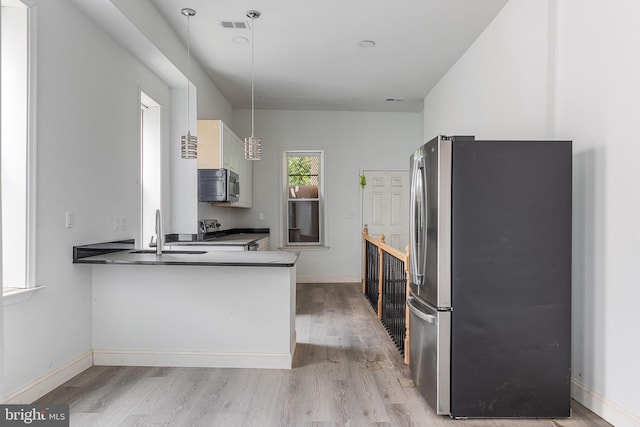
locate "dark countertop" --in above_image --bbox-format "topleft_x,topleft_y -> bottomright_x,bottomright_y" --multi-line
161,228 -> 269,247
73,236 -> 297,267
73,239 -> 136,259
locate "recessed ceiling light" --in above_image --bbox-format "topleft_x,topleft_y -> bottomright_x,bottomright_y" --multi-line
358,40 -> 376,48
233,36 -> 249,44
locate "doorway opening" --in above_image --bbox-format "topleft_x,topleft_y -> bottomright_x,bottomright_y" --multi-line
139,91 -> 162,248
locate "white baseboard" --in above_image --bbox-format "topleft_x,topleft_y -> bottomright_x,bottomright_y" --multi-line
93,349 -> 294,370
296,276 -> 360,283
4,350 -> 93,404
4,343 -> 298,404
572,378 -> 640,427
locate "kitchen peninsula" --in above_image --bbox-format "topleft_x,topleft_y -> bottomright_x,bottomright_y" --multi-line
74,240 -> 298,369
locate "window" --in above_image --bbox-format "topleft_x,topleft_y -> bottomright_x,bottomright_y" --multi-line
2,0 -> 35,291
283,150 -> 325,247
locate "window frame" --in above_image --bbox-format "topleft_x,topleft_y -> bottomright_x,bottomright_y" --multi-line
1,0 -> 37,291
281,149 -> 327,249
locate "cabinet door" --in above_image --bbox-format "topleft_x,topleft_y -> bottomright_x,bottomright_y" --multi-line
222,125 -> 240,172
197,120 -> 222,169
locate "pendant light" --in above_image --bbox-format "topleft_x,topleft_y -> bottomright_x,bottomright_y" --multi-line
180,8 -> 197,159
244,10 -> 261,160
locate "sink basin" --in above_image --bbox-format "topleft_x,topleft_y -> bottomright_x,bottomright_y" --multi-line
129,250 -> 206,255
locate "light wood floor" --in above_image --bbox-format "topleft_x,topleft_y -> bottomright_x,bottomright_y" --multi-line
37,283 -> 611,427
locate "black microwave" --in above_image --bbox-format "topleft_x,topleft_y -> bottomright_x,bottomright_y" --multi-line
198,169 -> 240,202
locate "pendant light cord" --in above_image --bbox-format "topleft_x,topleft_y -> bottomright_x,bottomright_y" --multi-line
244,10 -> 261,160
179,8 -> 197,159
186,14 -> 191,134
250,15 -> 255,138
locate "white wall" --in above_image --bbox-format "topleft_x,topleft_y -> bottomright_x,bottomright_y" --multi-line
3,0 -> 166,400
2,0 -> 232,402
555,1 -> 640,425
423,0 -> 640,425
232,109 -> 423,282
105,0 -> 235,235
67,0 -> 235,235
423,0 -> 552,140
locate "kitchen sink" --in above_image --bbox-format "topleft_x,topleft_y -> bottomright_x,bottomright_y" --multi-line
129,250 -> 207,255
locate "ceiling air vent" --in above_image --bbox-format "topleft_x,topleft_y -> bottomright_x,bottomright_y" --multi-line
220,21 -> 248,29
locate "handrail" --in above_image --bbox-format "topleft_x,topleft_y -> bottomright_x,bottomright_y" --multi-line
362,228 -> 411,364
362,228 -> 409,263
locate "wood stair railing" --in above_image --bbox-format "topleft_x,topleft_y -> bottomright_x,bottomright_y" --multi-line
362,228 -> 410,365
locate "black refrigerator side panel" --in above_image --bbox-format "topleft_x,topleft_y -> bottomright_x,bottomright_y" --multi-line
450,140 -> 572,418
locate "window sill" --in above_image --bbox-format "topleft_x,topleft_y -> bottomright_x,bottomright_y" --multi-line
280,245 -> 330,252
3,286 -> 45,307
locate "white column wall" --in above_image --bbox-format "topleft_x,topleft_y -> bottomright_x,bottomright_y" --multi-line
103,0 -> 236,235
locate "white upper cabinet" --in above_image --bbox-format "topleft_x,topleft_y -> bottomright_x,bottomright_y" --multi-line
197,120 -> 252,208
222,125 -> 241,172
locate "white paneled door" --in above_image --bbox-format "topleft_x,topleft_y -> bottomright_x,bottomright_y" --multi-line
361,170 -> 409,252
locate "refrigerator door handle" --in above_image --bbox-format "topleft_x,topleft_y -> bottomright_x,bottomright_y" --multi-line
408,297 -> 435,323
410,156 -> 427,286
409,156 -> 419,284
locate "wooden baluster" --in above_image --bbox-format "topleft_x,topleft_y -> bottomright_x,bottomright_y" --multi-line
377,234 -> 385,320
362,228 -> 368,294
404,244 -> 411,365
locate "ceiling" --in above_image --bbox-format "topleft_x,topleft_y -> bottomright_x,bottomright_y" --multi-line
150,0 -> 508,113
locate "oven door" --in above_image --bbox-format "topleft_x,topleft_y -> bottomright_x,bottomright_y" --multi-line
198,169 -> 227,202
227,170 -> 240,202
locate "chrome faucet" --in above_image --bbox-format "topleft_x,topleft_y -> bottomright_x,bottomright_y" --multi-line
155,209 -> 162,255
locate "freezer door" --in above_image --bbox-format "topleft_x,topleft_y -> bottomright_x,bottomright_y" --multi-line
409,136 -> 452,308
408,296 -> 451,415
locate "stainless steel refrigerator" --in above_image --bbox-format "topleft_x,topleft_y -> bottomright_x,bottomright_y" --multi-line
408,135 -> 572,418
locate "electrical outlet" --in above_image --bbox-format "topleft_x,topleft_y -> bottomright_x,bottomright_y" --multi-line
121,217 -> 127,231
259,212 -> 264,221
